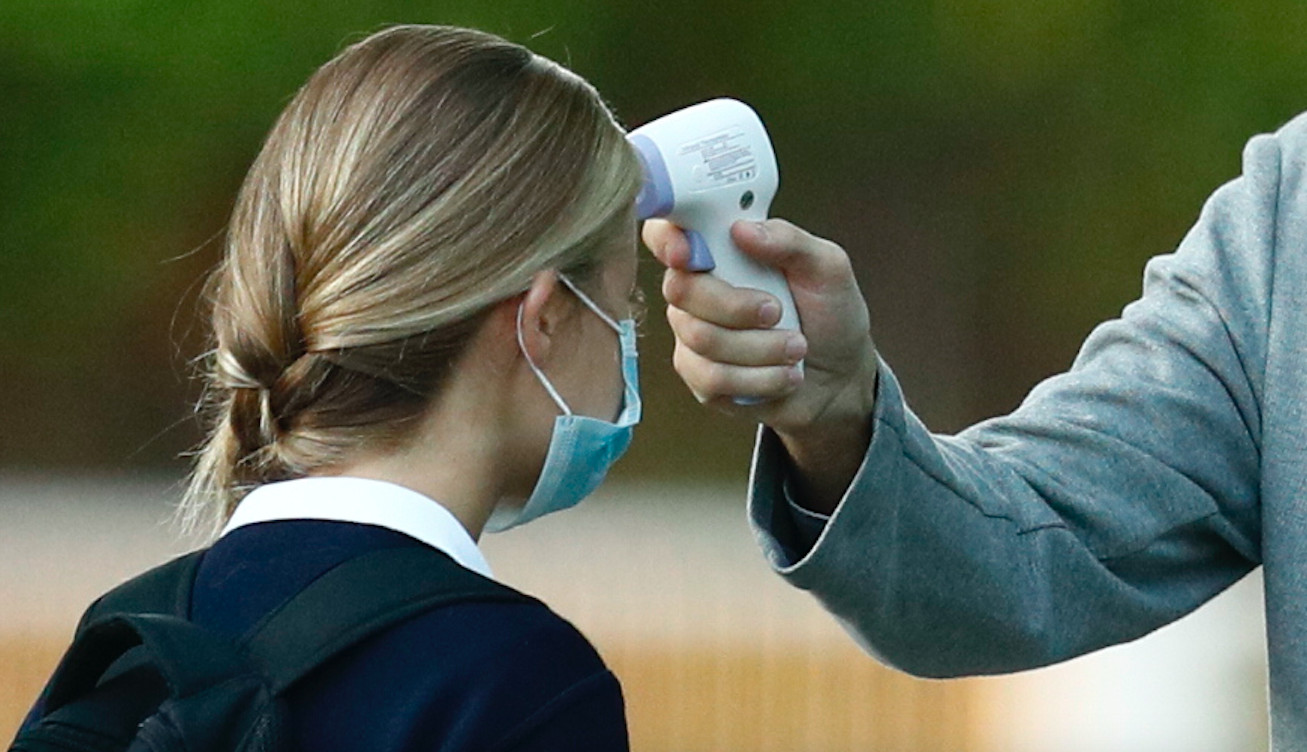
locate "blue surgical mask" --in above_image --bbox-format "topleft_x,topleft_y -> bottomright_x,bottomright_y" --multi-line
486,274 -> 641,533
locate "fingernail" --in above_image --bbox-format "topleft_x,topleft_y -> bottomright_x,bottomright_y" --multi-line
759,301 -> 781,326
788,366 -> 804,387
751,221 -> 769,241
785,336 -> 807,362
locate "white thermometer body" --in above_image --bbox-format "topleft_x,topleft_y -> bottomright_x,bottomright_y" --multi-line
628,99 -> 802,343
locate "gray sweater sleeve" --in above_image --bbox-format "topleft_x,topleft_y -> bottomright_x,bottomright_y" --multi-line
746,114 -> 1304,678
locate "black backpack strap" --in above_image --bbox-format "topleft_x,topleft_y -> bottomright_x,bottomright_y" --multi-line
43,614 -> 248,714
241,545 -> 536,693
24,613 -> 285,752
78,550 -> 206,630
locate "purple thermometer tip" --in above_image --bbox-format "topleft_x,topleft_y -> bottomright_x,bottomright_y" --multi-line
629,134 -> 675,221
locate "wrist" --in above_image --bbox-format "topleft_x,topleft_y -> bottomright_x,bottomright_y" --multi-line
773,352 -> 878,515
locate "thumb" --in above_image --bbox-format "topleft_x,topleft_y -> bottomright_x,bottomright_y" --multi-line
731,219 -> 851,286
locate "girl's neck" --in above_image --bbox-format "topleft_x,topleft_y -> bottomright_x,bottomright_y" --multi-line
323,379 -> 514,542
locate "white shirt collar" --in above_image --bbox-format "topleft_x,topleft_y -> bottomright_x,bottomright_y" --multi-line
220,476 -> 494,580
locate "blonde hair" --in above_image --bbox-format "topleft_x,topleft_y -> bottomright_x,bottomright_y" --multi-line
181,24 -> 642,536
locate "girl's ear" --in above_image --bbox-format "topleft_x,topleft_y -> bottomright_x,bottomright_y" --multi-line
512,269 -> 562,367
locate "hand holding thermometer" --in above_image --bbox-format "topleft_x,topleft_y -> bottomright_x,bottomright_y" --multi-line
628,99 -> 803,393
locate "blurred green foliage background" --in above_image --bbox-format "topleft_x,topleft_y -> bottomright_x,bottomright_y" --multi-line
3,0 -> 1306,482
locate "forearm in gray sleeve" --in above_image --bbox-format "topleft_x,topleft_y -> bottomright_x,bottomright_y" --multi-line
748,123 -> 1285,677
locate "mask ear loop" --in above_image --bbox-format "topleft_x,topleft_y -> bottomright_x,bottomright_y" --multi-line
558,274 -> 639,422
558,274 -> 623,333
516,301 -> 573,416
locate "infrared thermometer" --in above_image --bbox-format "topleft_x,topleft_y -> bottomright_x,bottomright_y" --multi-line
628,99 -> 802,349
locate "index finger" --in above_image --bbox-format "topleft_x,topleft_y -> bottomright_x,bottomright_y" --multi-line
641,219 -> 691,269
663,267 -> 781,330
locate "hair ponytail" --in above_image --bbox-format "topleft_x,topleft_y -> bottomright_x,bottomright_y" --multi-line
180,24 -> 641,536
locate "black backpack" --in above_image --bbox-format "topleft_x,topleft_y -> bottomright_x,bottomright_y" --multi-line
11,545 -> 532,752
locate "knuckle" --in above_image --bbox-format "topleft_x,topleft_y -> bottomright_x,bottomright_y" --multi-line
665,304 -> 687,331
699,361 -> 730,396
662,270 -> 686,305
671,343 -> 694,381
819,236 -> 851,266
680,318 -> 716,354
770,218 -> 809,247
828,249 -> 856,280
766,217 -> 798,238
673,343 -> 718,399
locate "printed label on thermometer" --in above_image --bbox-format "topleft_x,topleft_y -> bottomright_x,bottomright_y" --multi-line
680,126 -> 757,188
